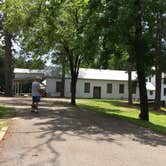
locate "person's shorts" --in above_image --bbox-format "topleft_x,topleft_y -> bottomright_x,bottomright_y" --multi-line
32,96 -> 40,102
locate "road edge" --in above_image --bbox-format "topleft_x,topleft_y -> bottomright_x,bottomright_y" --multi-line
0,127 -> 8,141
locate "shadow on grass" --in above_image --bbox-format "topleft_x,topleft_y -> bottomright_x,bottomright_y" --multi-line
0,106 -> 16,118
78,103 -> 166,135
94,99 -> 140,109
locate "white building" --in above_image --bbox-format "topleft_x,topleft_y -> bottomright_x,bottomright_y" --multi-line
147,74 -> 166,101
14,67 -> 162,100
45,67 -> 156,100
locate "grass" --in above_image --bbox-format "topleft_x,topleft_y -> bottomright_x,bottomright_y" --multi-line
0,106 -> 15,130
77,99 -> 166,134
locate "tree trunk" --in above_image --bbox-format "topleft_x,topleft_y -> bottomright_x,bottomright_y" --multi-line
4,31 -> 13,97
71,73 -> 77,105
137,67 -> 149,121
154,12 -> 162,111
128,65 -> 133,105
134,0 -> 149,121
155,71 -> 162,111
64,45 -> 80,105
60,53 -> 65,97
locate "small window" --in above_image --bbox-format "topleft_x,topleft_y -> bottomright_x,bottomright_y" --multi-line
119,84 -> 124,94
164,88 -> 166,96
84,83 -> 90,93
56,81 -> 62,92
163,78 -> 166,85
149,77 -> 151,82
150,91 -> 153,95
107,84 -> 112,93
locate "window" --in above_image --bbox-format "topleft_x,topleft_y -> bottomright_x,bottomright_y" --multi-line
163,78 -> 166,85
107,84 -> 112,93
164,88 -> 166,96
84,83 -> 90,93
149,77 -> 151,82
119,84 -> 124,94
150,91 -> 153,95
56,81 -> 62,92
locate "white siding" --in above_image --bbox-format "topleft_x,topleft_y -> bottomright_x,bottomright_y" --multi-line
147,90 -> 155,100
147,75 -> 166,101
76,79 -> 129,99
161,78 -> 166,101
65,79 -> 71,98
47,78 -> 140,100
46,78 -> 61,97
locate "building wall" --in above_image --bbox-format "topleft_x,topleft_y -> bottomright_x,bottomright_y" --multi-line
46,78 -> 61,97
146,75 -> 155,100
147,90 -> 155,100
161,78 -> 166,101
46,78 -> 140,100
75,79 -> 129,99
147,75 -> 166,101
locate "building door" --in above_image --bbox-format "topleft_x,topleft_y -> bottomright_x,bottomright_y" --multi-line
93,87 -> 101,99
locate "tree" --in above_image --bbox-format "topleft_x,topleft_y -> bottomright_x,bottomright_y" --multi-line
14,55 -> 45,69
0,47 -> 5,87
133,0 -> 149,120
4,31 -> 13,96
153,1 -> 166,111
0,1 -> 13,96
12,0 -> 90,105
86,0 -> 153,120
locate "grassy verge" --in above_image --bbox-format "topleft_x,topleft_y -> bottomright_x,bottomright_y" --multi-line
77,99 -> 166,134
0,106 -> 15,130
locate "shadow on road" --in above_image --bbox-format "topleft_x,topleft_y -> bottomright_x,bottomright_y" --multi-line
0,97 -> 166,149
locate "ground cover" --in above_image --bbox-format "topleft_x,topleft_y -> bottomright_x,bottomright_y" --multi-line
0,106 -> 15,130
77,99 -> 166,134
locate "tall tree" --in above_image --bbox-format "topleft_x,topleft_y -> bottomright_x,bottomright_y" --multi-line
153,1 -> 166,111
0,1 -> 13,96
4,31 -> 13,96
14,0 -> 89,105
86,0 -> 152,120
133,0 -> 149,120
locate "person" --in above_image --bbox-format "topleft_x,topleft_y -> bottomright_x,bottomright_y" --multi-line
31,77 -> 45,113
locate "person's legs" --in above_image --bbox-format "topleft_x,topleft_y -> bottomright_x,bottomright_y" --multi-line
35,101 -> 39,112
33,96 -> 40,113
31,96 -> 39,113
31,103 -> 35,112
31,97 -> 35,112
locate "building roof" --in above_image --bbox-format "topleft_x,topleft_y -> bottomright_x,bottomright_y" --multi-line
14,68 -> 45,80
78,68 -> 137,81
14,68 -> 44,74
14,67 -> 138,81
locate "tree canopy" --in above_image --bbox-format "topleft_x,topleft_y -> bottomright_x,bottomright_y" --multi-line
0,0 -> 166,119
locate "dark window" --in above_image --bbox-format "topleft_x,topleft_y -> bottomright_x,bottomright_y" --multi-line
56,81 -> 62,92
107,84 -> 112,93
150,91 -> 153,95
149,77 -> 151,82
163,78 -> 166,85
164,88 -> 166,96
119,84 -> 124,94
84,83 -> 90,93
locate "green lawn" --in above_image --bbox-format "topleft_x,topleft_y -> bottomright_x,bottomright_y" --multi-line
77,99 -> 166,134
0,106 -> 15,130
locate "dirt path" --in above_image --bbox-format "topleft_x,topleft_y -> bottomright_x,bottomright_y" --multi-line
0,97 -> 165,166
